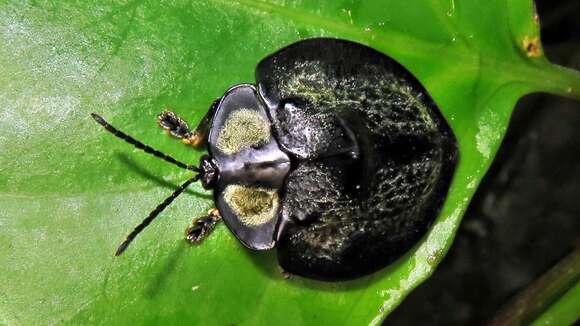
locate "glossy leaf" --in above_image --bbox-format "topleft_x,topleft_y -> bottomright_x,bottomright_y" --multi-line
531,282 -> 580,326
1,0 -> 579,325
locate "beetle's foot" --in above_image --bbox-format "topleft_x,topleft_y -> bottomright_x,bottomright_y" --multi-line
158,111 -> 193,141
186,208 -> 221,244
279,267 -> 293,280
183,98 -> 220,149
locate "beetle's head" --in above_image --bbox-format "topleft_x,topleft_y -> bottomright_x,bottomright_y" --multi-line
198,155 -> 218,189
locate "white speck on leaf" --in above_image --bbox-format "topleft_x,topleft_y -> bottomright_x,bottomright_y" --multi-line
476,110 -> 501,159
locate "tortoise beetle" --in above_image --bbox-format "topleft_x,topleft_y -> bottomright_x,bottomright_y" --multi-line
92,38 -> 458,281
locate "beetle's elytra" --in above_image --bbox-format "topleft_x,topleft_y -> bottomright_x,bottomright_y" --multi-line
92,38 -> 458,281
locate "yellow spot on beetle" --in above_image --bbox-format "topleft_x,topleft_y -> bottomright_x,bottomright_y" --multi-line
223,184 -> 279,226
217,109 -> 270,154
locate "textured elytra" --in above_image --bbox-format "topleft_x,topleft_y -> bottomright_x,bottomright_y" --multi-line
257,38 -> 458,280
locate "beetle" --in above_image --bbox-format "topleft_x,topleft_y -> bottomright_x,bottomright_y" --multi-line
92,38 -> 458,281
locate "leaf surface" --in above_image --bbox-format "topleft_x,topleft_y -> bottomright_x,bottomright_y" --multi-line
1,0 -> 579,325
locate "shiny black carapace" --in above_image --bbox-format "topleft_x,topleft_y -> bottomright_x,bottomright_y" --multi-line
92,38 -> 458,281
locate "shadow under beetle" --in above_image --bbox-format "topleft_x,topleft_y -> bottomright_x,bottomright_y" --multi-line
92,38 -> 458,281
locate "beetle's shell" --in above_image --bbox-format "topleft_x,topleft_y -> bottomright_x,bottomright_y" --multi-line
256,38 -> 458,281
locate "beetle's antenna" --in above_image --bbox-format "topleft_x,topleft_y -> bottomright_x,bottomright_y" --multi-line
115,174 -> 200,256
91,113 -> 199,172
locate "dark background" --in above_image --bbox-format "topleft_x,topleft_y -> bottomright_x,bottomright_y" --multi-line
386,1 -> 580,324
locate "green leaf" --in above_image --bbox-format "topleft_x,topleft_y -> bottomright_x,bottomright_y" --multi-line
1,0 -> 579,325
531,282 -> 580,326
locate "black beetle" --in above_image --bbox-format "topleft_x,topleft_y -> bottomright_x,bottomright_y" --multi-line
92,38 -> 458,281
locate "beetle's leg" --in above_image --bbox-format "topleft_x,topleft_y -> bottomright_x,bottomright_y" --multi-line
279,266 -> 293,280
159,98 -> 220,149
187,98 -> 220,148
186,208 -> 221,244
